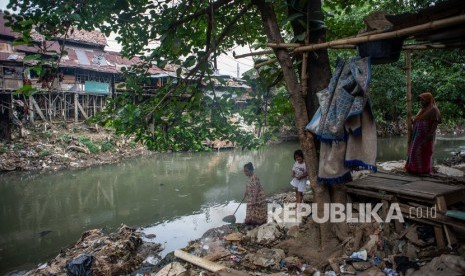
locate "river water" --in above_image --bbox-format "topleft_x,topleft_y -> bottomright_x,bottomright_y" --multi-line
1,136 -> 464,273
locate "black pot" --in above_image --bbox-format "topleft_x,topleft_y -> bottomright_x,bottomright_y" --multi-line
357,38 -> 404,64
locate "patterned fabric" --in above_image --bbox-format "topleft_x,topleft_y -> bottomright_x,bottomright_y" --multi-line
317,57 -> 371,142
245,174 -> 267,225
308,57 -> 377,184
405,120 -> 436,174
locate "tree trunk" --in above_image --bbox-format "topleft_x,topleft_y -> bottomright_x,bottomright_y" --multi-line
254,0 -> 333,247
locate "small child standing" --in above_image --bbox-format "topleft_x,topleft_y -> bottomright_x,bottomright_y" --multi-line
291,150 -> 308,204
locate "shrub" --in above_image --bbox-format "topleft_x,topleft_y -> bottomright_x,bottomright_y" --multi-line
0,144 -> 7,154
39,149 -> 51,157
101,140 -> 115,152
78,136 -> 99,154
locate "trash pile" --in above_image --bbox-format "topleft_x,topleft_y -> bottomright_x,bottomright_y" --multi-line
147,192 -> 465,276
27,224 -> 161,276
149,221 -> 464,276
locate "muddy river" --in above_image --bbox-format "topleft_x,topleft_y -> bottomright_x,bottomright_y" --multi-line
1,136 -> 464,273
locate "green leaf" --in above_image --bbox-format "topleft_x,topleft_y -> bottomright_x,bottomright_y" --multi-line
23,54 -> 41,61
70,14 -> 82,22
14,85 -> 36,96
12,38 -> 29,46
19,19 -> 34,26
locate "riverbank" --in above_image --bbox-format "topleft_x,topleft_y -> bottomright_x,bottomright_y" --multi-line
18,165 -> 465,276
0,122 -> 153,173
1,120 -> 465,173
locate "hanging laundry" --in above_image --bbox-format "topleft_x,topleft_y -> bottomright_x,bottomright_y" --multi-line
306,57 -> 377,184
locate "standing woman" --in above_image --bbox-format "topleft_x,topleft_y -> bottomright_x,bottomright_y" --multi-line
243,162 -> 267,226
405,92 -> 441,175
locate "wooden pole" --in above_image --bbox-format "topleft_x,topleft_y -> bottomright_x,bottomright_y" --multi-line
77,100 -> 89,120
174,250 -> 226,272
233,50 -> 274,59
291,14 -> 465,53
30,96 -> 47,121
93,95 -> 96,116
254,58 -> 277,69
406,50 -> 412,154
74,93 -> 78,123
28,96 -> 34,123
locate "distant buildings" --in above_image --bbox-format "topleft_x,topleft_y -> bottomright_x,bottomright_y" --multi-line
0,11 -> 252,140
0,11 -> 174,123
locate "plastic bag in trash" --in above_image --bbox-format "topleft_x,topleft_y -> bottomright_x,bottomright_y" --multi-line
66,254 -> 93,276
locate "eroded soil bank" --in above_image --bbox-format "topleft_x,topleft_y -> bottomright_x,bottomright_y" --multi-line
0,122 -> 152,173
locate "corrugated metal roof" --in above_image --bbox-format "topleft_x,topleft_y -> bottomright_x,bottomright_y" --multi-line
0,12 -> 175,76
75,49 -> 91,65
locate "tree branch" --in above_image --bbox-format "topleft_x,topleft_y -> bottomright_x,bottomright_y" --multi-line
168,0 -> 235,31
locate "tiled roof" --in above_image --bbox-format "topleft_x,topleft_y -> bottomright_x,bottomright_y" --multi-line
0,12 -> 106,47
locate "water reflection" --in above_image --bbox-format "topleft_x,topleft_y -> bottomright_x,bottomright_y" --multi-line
0,144 -> 295,273
377,135 -> 465,163
0,136 -> 463,273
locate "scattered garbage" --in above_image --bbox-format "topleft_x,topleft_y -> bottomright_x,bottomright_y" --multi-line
26,224 -> 161,275
349,249 -> 368,261
66,254 -> 93,276
23,189 -> 465,276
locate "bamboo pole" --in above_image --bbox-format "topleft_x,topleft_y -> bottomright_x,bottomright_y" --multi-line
406,50 -> 412,154
233,50 -> 274,59
267,42 -> 302,48
254,58 -> 277,69
237,42 -> 442,61
403,44 -> 446,50
292,14 -> 465,53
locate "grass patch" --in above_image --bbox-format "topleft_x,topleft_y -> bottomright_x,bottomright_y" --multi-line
39,149 -> 51,157
101,140 -> 115,153
128,141 -> 138,149
0,143 -> 7,154
60,134 -> 71,143
78,136 -> 99,154
14,143 -> 25,150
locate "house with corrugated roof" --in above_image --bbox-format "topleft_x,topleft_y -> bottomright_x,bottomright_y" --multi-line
0,11 -> 174,125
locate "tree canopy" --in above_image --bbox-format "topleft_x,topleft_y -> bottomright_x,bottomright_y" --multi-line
5,0 -> 463,152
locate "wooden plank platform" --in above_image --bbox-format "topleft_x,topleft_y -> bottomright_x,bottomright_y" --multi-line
346,172 -> 465,247
346,172 -> 464,202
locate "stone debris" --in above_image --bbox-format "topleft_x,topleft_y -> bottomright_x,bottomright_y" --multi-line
246,248 -> 285,268
154,262 -> 187,276
435,165 -> 464,177
246,223 -> 283,244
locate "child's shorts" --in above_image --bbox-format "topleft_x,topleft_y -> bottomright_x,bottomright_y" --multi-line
291,178 -> 307,192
